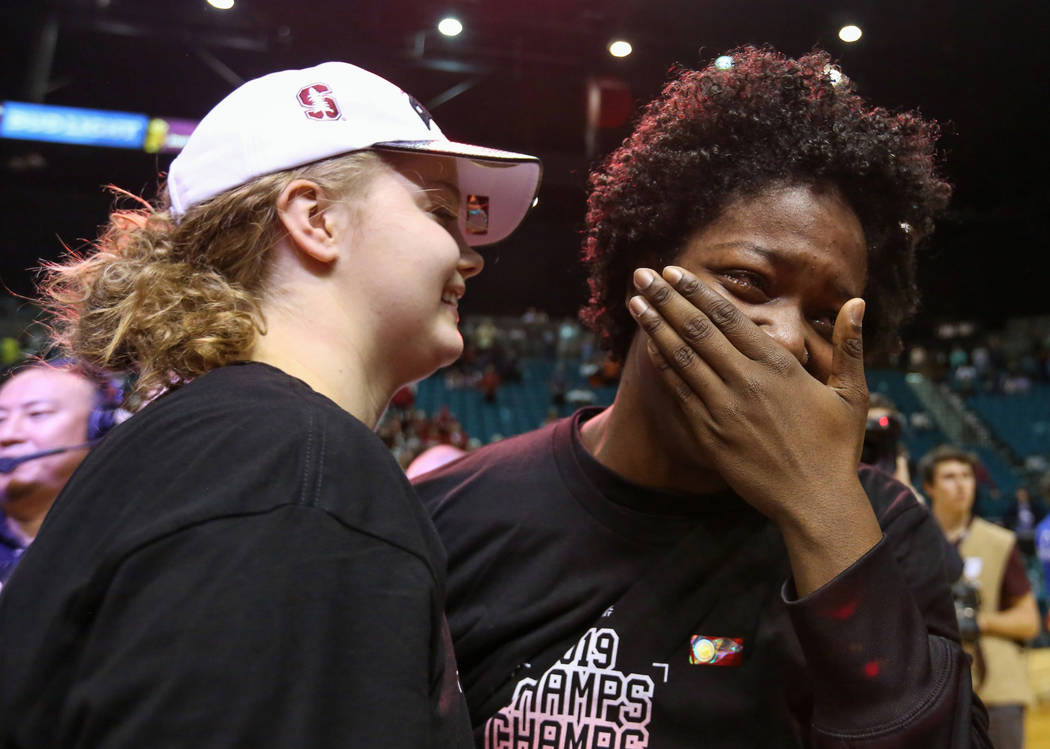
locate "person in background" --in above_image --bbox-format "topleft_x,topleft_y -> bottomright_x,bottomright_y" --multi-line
863,392 -> 914,490
921,445 -> 1039,749
0,363 -> 111,585
1003,486 -> 1045,556
1033,473 -> 1050,632
0,62 -> 540,747
416,46 -> 988,747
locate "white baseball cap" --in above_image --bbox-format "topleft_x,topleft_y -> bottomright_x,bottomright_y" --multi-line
167,62 -> 542,246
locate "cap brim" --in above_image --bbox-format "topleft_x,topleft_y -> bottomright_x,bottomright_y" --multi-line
374,140 -> 542,246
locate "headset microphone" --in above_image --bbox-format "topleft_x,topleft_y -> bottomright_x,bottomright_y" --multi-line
0,443 -> 96,474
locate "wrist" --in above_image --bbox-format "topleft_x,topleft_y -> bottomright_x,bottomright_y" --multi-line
774,479 -> 883,597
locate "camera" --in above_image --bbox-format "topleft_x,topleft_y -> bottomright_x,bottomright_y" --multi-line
861,410 -> 903,476
951,579 -> 981,643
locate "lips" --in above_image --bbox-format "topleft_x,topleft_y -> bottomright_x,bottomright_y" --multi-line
442,284 -> 465,307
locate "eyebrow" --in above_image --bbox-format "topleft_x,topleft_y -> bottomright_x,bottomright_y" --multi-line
704,240 -> 860,301
15,399 -> 57,409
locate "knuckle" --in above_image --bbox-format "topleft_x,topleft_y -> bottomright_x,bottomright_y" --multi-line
650,284 -> 673,306
711,402 -> 740,424
742,377 -> 764,398
842,336 -> 864,358
682,315 -> 713,343
767,353 -> 794,376
639,313 -> 664,334
678,275 -> 701,296
672,345 -> 695,369
708,298 -> 739,328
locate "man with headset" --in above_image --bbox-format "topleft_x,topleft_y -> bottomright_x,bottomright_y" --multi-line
0,362 -> 119,585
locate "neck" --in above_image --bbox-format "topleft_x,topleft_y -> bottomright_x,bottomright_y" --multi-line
934,506 -> 970,542
580,347 -> 728,495
252,302 -> 395,429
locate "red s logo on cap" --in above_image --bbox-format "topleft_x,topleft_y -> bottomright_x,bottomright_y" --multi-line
297,83 -> 342,121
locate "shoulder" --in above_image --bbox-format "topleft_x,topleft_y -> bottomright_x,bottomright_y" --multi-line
857,464 -> 960,587
857,463 -> 926,527
54,362 -> 425,556
121,362 -> 391,466
969,516 -> 1017,548
412,418 -> 562,513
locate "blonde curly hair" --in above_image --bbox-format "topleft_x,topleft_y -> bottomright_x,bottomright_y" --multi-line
40,151 -> 382,402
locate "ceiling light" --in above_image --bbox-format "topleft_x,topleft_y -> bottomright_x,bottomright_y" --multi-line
207,0 -> 235,9
838,25 -> 862,43
438,17 -> 463,37
608,40 -> 632,58
714,55 -> 733,70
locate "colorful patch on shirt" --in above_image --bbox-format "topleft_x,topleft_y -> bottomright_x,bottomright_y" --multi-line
689,635 -> 743,666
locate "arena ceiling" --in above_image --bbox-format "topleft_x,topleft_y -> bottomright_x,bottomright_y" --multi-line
1,0 -> 1047,335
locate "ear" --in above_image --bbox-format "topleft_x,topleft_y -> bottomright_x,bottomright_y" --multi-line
276,179 -> 340,265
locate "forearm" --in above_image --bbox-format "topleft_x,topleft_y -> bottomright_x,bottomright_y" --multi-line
979,592 -> 1041,642
787,537 -> 992,748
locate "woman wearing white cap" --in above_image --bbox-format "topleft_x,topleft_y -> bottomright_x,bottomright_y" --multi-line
0,63 -> 540,747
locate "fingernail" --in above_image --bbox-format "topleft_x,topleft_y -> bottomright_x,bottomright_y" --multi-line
850,300 -> 865,328
633,268 -> 656,289
628,295 -> 649,316
663,266 -> 683,285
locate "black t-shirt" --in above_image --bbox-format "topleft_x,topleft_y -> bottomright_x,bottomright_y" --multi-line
415,408 -> 990,748
0,362 -> 472,748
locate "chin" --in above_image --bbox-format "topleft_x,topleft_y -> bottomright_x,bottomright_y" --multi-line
406,333 -> 464,382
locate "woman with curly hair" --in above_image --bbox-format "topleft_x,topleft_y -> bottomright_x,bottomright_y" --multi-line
415,47 -> 991,747
0,63 -> 540,747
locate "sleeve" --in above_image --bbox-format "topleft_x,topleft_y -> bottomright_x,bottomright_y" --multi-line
783,474 -> 993,748
999,542 -> 1032,607
60,505 -> 447,749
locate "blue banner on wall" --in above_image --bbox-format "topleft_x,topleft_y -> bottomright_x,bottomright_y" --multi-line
0,101 -> 150,150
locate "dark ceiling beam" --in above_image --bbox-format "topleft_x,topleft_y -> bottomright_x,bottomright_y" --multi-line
425,77 -> 482,111
62,15 -> 270,52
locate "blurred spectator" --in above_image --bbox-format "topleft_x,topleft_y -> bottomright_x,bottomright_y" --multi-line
556,318 -> 580,358
862,393 -> 913,490
549,363 -> 567,406
475,318 -> 497,353
389,384 -> 416,414
1003,486 -> 1045,556
377,406 -> 472,471
920,445 -> 1039,749
0,338 -> 20,370
0,364 -> 105,585
478,364 -> 501,404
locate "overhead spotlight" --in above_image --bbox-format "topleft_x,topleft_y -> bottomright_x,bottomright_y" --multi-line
438,17 -> 463,37
714,55 -> 734,70
838,24 -> 862,43
207,0 -> 235,9
608,40 -> 632,58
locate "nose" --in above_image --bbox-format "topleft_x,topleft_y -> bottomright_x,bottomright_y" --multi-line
754,306 -> 808,366
458,243 -> 485,280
